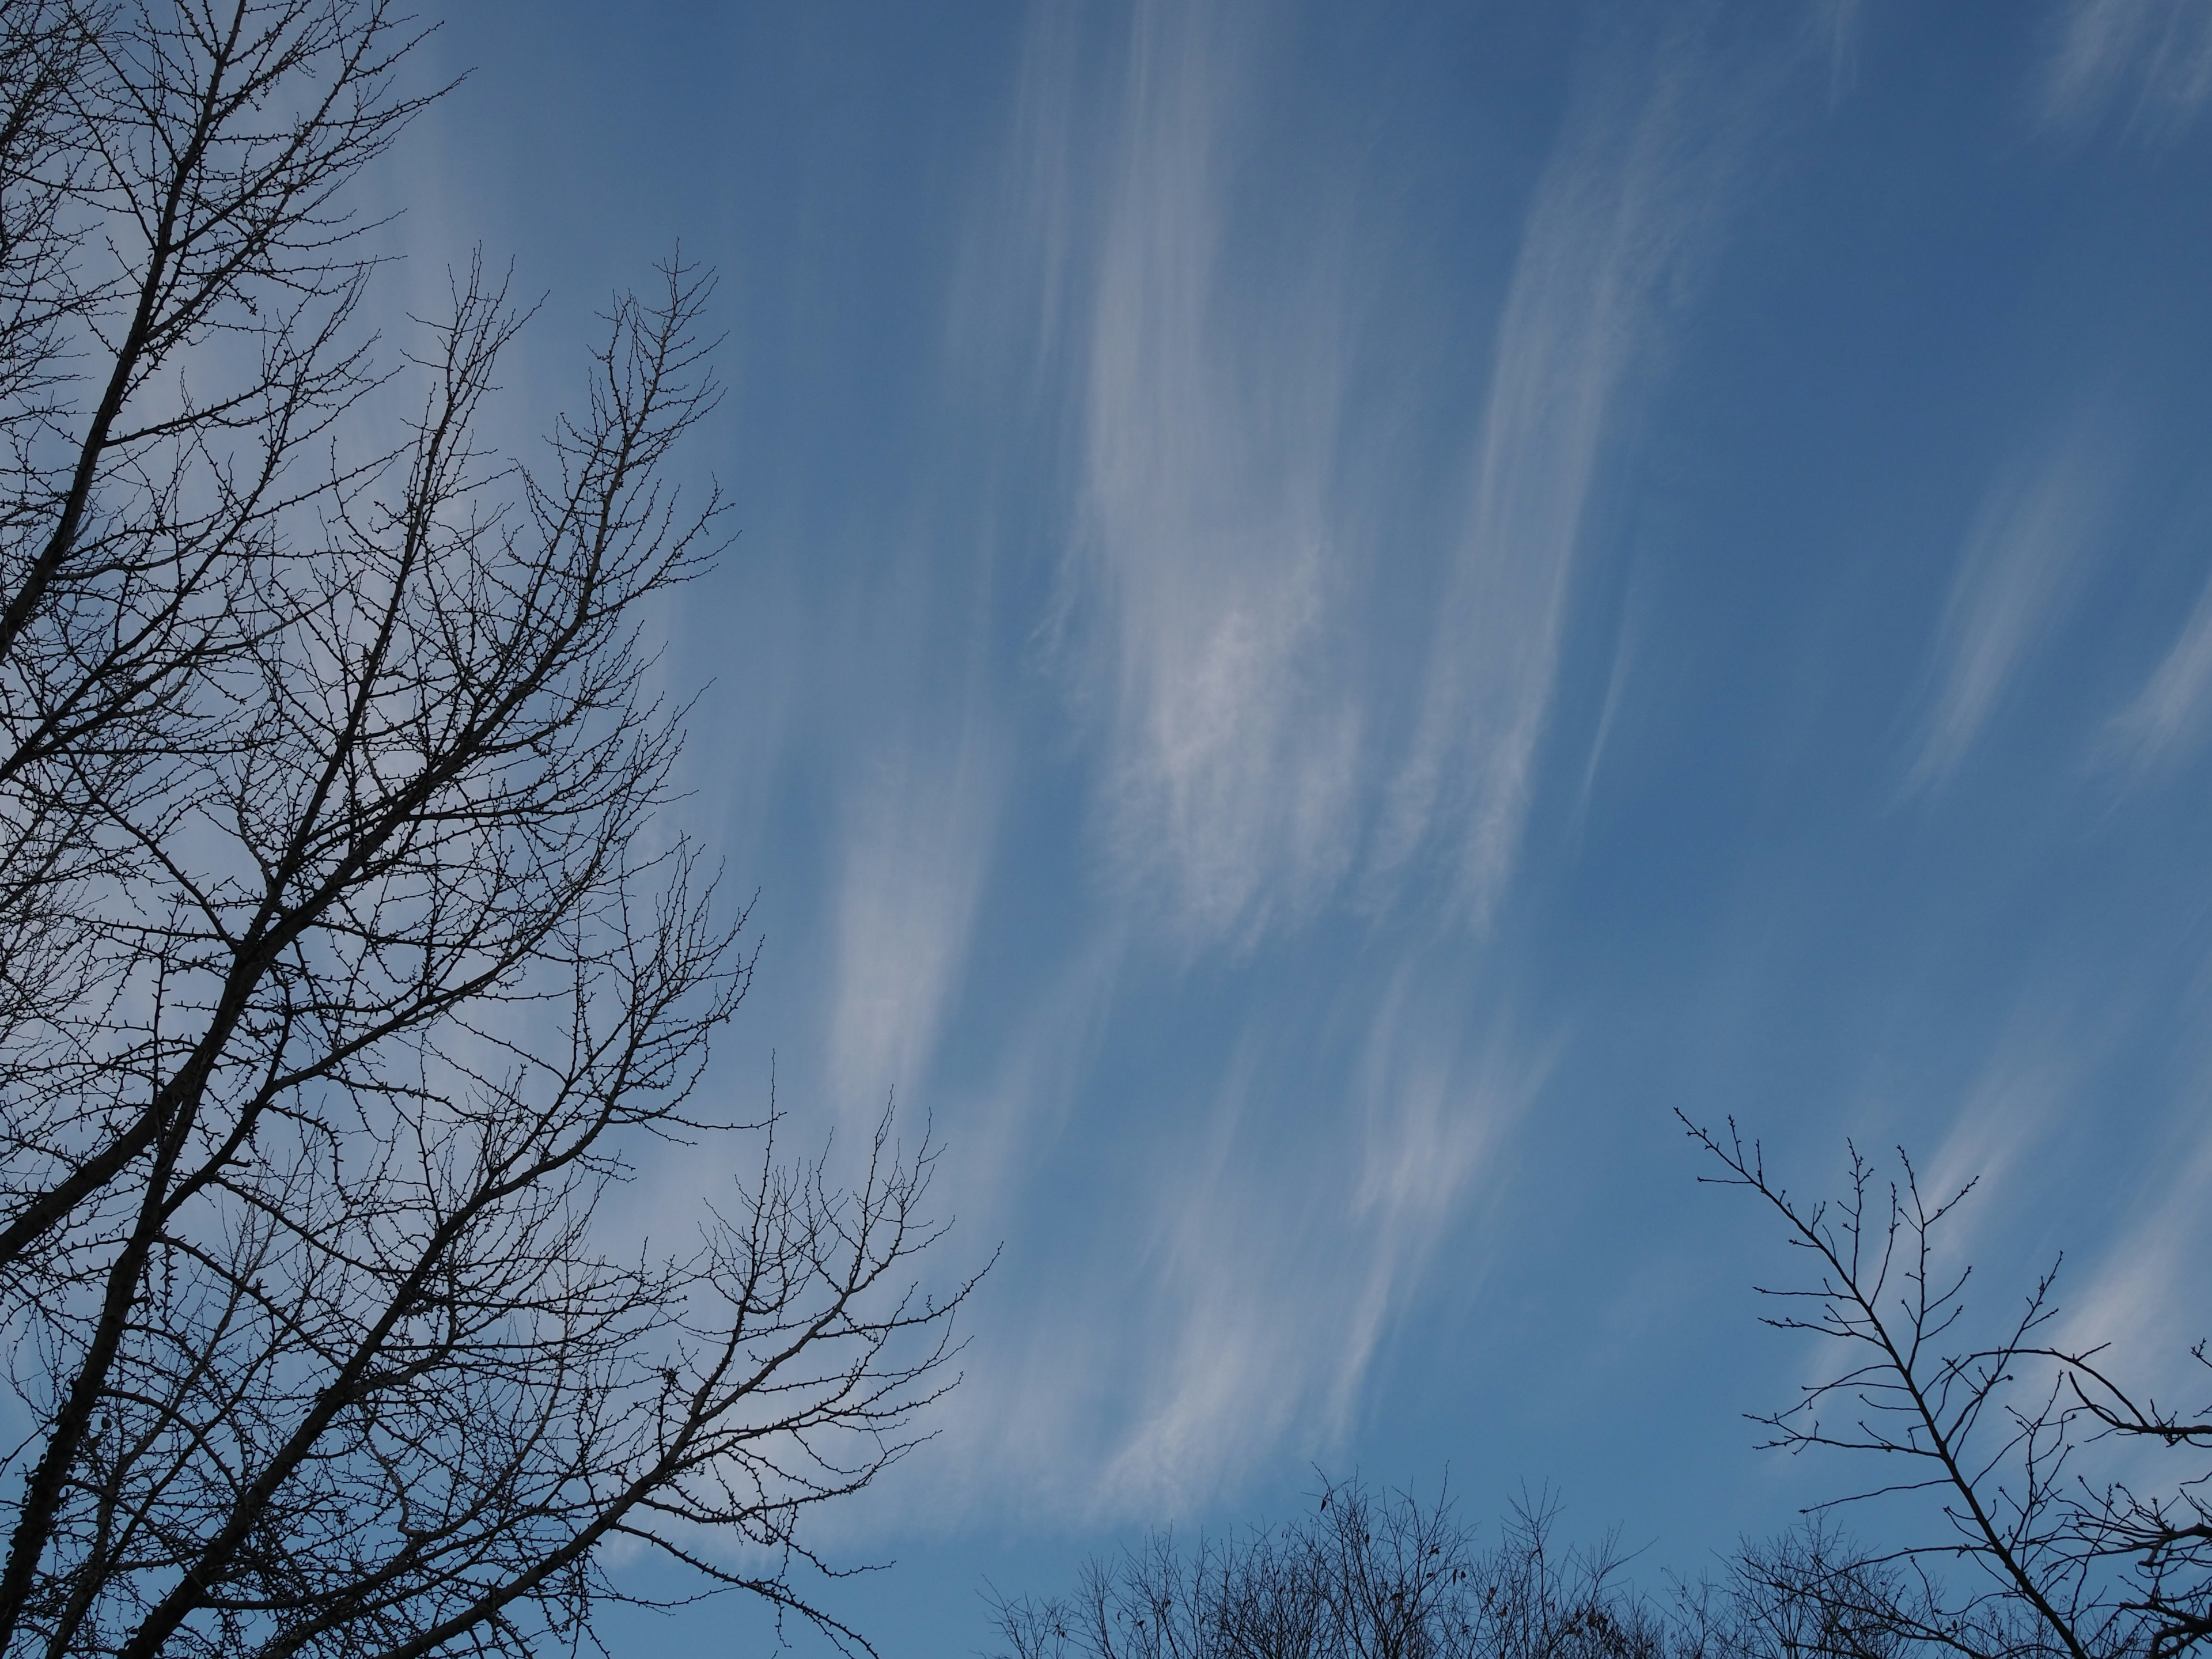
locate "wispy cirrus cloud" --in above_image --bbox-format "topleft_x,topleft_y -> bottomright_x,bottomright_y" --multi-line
908,0 -> 1817,1523
941,982 -> 1547,1522
1379,17 -> 1770,924
2053,1107 -> 2212,1386
824,715 -> 1003,1120
1336,972 -> 1551,1418
1056,3 -> 1366,949
2041,0 -> 2212,137
1817,0 -> 1865,103
1041,2 -> 1797,945
2104,555 -> 2212,774
1908,426 -> 2116,792
1919,999 -> 2098,1249
1099,987 -> 1542,1515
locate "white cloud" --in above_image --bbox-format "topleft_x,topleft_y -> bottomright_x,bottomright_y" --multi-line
2042,0 -> 2212,137
1575,590 -> 1641,831
889,967 -> 1546,1528
1818,0 -> 1865,104
1919,1006 -> 2092,1250
927,927 -> 1127,1230
1378,26 -> 1762,924
1908,428 -> 2115,791
2104,562 -> 2212,773
1090,991 -> 1543,1517
882,1 -> 1810,1528
2053,1118 -> 2212,1392
1020,5 -> 1795,941
1336,974 -> 1550,1419
1058,3 -> 1367,949
824,718 -> 1002,1120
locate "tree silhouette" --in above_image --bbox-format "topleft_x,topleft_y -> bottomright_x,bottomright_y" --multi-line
0,5 -> 974,1655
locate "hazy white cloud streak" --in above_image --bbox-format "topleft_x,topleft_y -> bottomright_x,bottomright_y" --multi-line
1920,1003 -> 2092,1251
1336,975 -> 1549,1419
2053,1109 -> 2212,1397
905,2 -> 1804,1522
1909,430 -> 2113,791
825,719 -> 1002,1118
1082,989 -> 1544,1518
2042,0 -> 2212,135
1065,5 -> 1363,948
1380,30 -> 1758,923
2105,562 -> 2212,772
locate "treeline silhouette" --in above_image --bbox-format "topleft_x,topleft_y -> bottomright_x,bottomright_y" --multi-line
991,1479 -> 1913,1659
991,1125 -> 2211,1659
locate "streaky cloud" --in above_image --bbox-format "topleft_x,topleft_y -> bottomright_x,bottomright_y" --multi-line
1089,988 -> 1546,1517
1063,2 -> 1366,950
1907,426 -> 2116,793
825,711 -> 1003,1122
2053,1109 -> 2212,1392
897,966 -> 1546,1526
1378,15 -> 1772,925
1336,971 -> 1551,1421
1818,0 -> 1863,104
1919,1001 -> 2094,1253
2041,0 -> 2212,137
914,0 -> 1825,1526
2104,558 -> 2212,774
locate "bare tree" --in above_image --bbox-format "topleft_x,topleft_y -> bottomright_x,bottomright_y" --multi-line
1683,1521 -> 1937,1659
1683,1115 -> 2210,1659
0,4 -> 975,1656
987,1478 -> 1677,1659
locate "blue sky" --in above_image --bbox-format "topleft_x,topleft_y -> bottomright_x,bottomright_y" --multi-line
387,2 -> 2212,1651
